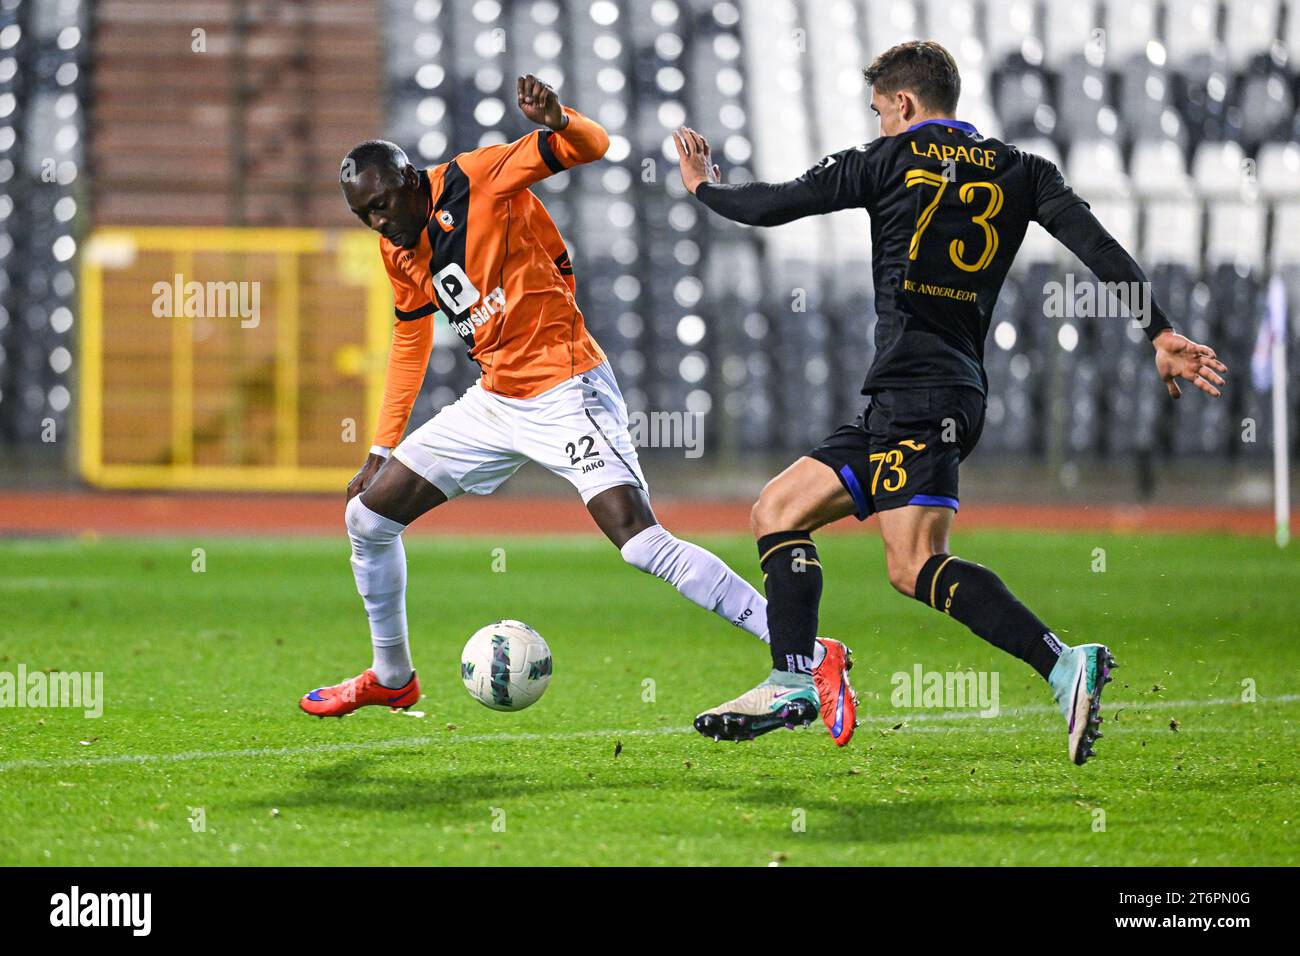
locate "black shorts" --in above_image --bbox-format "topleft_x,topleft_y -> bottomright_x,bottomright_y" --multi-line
807,386 -> 986,520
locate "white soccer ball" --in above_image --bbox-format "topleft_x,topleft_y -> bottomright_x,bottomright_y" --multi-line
460,620 -> 553,711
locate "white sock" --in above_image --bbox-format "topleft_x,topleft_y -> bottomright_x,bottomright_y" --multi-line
345,496 -> 414,687
620,524 -> 769,643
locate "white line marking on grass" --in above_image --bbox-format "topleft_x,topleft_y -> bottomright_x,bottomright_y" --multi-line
0,726 -> 689,773
856,692 -> 1300,725
0,693 -> 1293,774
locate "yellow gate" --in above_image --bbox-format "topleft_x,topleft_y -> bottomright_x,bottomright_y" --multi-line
79,227 -> 394,492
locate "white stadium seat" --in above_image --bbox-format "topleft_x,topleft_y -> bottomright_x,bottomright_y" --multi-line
866,0 -> 924,50
928,0 -> 987,78
1287,0 -> 1300,63
1101,0 -> 1158,65
805,0 -> 872,157
1163,0 -> 1218,68
1255,142 -> 1300,199
1142,199 -> 1203,267
1222,0 -> 1280,70
1192,140 -> 1251,201
1043,0 -> 1099,67
1065,140 -> 1130,200
982,0 -> 1039,65
1270,201 -> 1300,267
1205,201 -> 1267,270
1130,139 -> 1196,198
741,0 -> 823,258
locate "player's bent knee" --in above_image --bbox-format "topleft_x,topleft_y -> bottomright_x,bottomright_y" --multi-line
346,494 -> 403,545
751,486 -> 796,537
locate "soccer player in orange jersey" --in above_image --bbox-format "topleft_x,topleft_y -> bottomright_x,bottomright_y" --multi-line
300,75 -> 851,734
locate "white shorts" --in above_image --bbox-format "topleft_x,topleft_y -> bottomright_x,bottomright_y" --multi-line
393,361 -> 649,504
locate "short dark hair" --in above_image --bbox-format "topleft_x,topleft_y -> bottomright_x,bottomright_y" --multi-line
341,139 -> 409,183
863,40 -> 961,115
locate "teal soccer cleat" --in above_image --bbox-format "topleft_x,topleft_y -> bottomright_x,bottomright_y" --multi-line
1049,642 -> 1117,765
694,678 -> 819,742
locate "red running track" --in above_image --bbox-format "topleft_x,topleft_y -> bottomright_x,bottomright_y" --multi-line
0,491 -> 1285,537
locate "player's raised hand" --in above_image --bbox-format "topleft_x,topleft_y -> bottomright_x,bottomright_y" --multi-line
674,126 -> 721,195
517,74 -> 567,131
1153,329 -> 1228,399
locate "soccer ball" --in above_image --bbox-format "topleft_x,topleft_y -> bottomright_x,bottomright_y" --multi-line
460,620 -> 553,712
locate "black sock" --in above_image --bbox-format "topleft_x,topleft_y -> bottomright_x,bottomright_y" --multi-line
913,554 -> 1064,679
757,530 -> 821,675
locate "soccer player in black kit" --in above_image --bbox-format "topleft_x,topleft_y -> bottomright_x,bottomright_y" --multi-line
674,41 -> 1228,764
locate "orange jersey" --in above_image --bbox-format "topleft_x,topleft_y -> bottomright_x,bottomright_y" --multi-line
372,108 -> 610,448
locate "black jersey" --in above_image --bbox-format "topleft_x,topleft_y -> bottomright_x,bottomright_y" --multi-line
696,119 -> 1170,396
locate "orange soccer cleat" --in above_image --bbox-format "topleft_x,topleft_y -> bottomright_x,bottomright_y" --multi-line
299,668 -> 420,718
813,638 -> 858,746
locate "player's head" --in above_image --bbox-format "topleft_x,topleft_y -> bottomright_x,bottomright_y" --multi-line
863,40 -> 961,136
341,139 -> 427,249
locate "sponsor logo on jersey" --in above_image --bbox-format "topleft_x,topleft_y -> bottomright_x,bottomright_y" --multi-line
432,262 -> 480,314
446,285 -> 507,338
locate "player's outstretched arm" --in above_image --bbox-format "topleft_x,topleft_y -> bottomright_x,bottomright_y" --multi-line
1042,203 -> 1227,399
349,315 -> 435,500
674,126 -> 846,227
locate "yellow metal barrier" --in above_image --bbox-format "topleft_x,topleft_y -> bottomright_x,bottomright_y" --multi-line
79,227 -> 394,492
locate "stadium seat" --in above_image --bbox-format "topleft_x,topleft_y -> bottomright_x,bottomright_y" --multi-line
1065,140 -> 1130,200
982,0 -> 1040,66
992,55 -> 1057,141
804,0 -> 873,155
1163,0 -> 1219,72
1222,0 -> 1281,71
1116,51 -> 1189,150
1054,52 -> 1118,145
1042,0 -> 1099,68
1192,139 -> 1250,200
1101,0 -> 1158,65
1172,44 -> 1238,146
1130,138 -> 1196,198
1270,195 -> 1300,281
1256,141 -> 1300,198
1234,50 -> 1296,154
870,0 -> 925,50
1287,0 -> 1300,62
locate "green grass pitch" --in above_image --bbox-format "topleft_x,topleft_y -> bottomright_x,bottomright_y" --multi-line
0,529 -> 1296,866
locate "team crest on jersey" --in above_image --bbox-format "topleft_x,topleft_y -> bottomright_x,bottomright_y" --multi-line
436,208 -> 455,232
